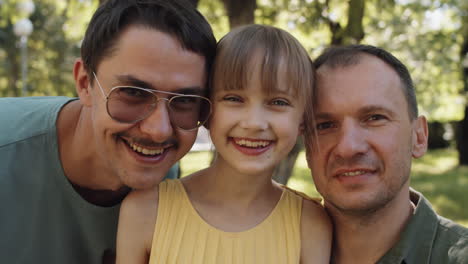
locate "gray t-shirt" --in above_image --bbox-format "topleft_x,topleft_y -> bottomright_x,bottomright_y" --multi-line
0,96 -> 177,263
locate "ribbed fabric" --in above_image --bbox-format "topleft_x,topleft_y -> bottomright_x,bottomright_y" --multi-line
149,179 -> 318,264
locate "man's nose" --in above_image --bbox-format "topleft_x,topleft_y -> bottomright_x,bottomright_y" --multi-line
333,120 -> 369,159
138,100 -> 174,142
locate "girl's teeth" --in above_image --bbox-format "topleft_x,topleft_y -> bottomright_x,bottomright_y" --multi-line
235,139 -> 270,148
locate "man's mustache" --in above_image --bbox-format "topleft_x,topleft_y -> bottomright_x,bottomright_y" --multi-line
115,132 -> 179,148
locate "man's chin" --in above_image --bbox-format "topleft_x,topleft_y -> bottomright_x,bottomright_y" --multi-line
325,193 -> 389,214
126,177 -> 165,190
119,169 -> 169,190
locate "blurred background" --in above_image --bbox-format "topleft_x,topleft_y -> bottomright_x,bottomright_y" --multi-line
1,0 -> 467,225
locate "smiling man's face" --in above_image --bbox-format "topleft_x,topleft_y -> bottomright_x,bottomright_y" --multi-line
83,26 -> 206,190
307,54 -> 426,214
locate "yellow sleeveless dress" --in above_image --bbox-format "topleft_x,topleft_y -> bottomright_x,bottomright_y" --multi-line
148,179 -> 320,264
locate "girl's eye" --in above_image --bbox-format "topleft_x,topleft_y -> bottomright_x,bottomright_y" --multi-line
223,95 -> 242,103
270,98 -> 290,106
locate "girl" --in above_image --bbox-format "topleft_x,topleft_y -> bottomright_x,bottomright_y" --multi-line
116,24 -> 332,264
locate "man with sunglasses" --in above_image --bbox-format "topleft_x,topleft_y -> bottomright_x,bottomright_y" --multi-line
0,0 -> 216,263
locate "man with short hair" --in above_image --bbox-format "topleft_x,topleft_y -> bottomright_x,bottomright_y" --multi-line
305,44 -> 468,263
0,0 -> 216,263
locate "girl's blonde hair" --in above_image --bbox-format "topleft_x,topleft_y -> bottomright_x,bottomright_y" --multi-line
210,24 -> 315,135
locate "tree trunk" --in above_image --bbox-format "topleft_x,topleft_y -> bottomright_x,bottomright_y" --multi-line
457,107 -> 468,165
343,0 -> 365,44
335,0 -> 365,45
457,27 -> 468,165
2,21 -> 21,97
221,0 -> 256,29
427,121 -> 449,149
6,53 -> 20,97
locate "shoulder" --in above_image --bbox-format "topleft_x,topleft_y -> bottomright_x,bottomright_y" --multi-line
119,180 -> 182,228
120,186 -> 160,221
119,186 -> 160,248
415,190 -> 468,252
0,96 -> 72,119
278,185 -> 327,223
0,96 -> 73,146
300,197 -> 332,263
277,186 -> 332,250
280,184 -> 322,204
300,197 -> 332,243
438,216 -> 468,239
434,216 -> 468,261
301,198 -> 331,233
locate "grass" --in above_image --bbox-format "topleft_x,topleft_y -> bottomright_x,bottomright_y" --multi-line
179,148 -> 468,227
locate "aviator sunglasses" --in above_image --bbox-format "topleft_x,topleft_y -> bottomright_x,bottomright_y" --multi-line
93,72 -> 212,131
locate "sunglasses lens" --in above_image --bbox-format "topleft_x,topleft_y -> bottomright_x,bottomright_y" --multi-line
168,96 -> 211,130
107,87 -> 155,123
106,87 -> 211,130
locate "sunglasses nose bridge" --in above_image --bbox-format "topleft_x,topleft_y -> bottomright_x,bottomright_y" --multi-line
153,97 -> 170,111
143,96 -> 168,115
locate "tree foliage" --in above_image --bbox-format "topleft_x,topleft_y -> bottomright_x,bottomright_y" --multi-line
0,0 -> 97,97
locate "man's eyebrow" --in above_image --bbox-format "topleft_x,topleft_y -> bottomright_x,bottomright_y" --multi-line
115,75 -> 154,89
115,74 -> 205,95
357,105 -> 396,117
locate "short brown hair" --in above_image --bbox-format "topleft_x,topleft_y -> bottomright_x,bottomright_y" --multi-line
314,44 -> 418,119
81,0 -> 216,82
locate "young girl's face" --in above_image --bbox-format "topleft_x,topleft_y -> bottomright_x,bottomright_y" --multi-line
209,61 -> 305,176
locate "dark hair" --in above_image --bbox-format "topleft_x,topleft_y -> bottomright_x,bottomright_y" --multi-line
211,24 -> 315,133
314,44 -> 418,119
81,0 -> 216,82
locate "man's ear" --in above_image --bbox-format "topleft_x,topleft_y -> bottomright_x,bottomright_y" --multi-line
412,115 -> 428,158
73,58 -> 92,106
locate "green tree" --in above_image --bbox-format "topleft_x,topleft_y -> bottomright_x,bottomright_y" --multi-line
220,0 -> 256,28
0,1 -> 22,96
0,0 -> 97,97
364,0 -> 466,164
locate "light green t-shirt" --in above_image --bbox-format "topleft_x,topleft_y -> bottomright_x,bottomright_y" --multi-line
0,96 -> 178,263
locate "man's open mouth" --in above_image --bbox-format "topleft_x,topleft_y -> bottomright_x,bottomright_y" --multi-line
122,138 -> 166,157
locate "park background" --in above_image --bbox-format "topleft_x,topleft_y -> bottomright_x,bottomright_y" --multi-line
1,0 -> 467,226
